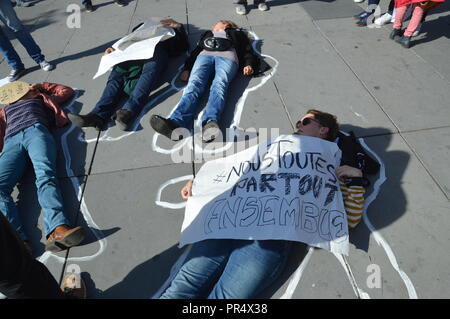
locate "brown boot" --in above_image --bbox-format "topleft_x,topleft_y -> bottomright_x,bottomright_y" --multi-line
45,225 -> 85,252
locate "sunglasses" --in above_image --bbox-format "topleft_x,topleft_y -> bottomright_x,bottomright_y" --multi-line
296,117 -> 321,128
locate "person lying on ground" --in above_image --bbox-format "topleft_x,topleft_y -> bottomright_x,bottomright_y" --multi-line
0,81 -> 85,253
150,19 -> 269,143
68,18 -> 189,131
160,109 -> 379,299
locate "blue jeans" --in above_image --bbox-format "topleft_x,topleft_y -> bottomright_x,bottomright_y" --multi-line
0,124 -> 69,241
160,239 -> 292,299
169,55 -> 238,129
90,46 -> 169,120
0,0 -> 45,69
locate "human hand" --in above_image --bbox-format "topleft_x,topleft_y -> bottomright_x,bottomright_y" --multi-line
160,18 -> 181,29
179,70 -> 190,82
336,165 -> 363,181
243,65 -> 254,76
181,179 -> 194,200
104,47 -> 115,55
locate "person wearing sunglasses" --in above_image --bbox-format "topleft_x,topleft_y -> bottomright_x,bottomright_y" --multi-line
159,109 -> 379,299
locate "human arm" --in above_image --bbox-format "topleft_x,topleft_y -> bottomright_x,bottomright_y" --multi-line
181,179 -> 194,200
236,30 -> 256,75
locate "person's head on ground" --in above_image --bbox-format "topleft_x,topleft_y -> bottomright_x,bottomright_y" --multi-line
295,109 -> 339,141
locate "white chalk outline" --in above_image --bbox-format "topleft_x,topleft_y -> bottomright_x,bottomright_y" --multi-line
38,91 -> 107,266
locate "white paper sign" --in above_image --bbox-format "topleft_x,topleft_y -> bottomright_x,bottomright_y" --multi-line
180,134 -> 349,255
93,18 -> 175,79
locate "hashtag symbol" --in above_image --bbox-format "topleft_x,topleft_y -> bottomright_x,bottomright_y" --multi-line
213,172 -> 227,183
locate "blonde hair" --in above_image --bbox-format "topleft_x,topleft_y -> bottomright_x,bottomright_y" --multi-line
219,20 -> 239,29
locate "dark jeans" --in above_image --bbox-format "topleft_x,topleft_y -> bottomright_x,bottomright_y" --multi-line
0,0 -> 45,69
0,213 -> 64,299
90,45 -> 169,121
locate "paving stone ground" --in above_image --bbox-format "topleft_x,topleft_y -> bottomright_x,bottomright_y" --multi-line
1,0 -> 449,299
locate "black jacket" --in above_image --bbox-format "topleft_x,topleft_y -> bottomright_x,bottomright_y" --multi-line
337,131 -> 380,187
158,24 -> 189,57
183,28 -> 270,75
131,22 -> 189,57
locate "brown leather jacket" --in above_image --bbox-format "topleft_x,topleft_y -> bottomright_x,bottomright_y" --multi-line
0,82 -> 74,152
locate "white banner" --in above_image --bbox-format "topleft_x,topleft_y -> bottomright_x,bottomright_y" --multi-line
180,135 -> 349,255
93,18 -> 175,79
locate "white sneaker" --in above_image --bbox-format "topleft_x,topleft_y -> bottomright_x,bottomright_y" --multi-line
235,4 -> 247,15
258,2 -> 269,11
39,60 -> 55,71
354,0 -> 364,3
374,12 -> 393,26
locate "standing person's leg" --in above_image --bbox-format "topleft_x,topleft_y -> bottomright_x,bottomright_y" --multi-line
160,240 -> 234,299
22,124 -> 71,239
0,134 -> 29,240
168,55 -> 215,129
201,57 -> 238,126
390,5 -> 408,39
393,5 -> 408,30
0,0 -> 46,65
403,4 -> 424,36
207,240 -> 292,299
395,3 -> 424,47
355,0 -> 381,26
0,26 -> 24,71
0,213 -> 65,299
117,46 -> 169,130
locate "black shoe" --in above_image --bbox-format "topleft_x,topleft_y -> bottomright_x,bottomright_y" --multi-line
355,15 -> 374,27
68,113 -> 105,131
7,68 -> 26,82
202,120 -> 220,143
115,0 -> 127,6
113,109 -> 134,131
389,28 -> 403,40
85,1 -> 94,12
395,35 -> 412,48
150,115 -> 183,141
353,11 -> 371,20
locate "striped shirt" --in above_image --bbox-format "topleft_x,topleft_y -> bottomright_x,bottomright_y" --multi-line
4,98 -> 52,139
340,182 -> 365,229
